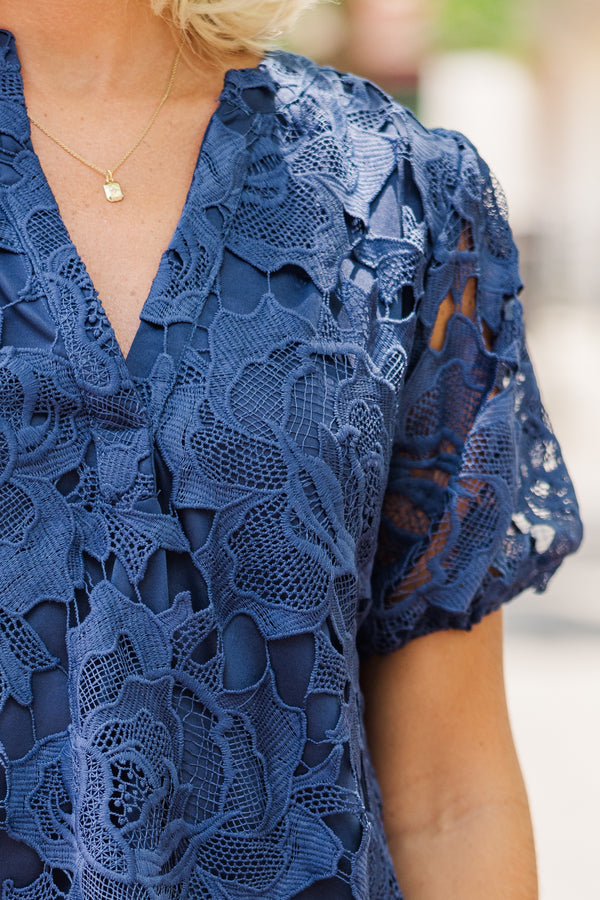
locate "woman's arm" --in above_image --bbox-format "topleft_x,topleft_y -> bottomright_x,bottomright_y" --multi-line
361,609 -> 538,900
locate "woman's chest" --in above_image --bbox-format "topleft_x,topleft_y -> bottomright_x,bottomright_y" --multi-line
27,124 -> 210,361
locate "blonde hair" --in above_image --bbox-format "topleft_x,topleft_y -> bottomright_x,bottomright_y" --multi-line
150,0 -> 319,59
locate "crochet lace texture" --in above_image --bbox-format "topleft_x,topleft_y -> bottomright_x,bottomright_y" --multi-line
0,30 -> 581,899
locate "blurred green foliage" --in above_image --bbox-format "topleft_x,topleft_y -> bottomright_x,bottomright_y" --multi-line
433,0 -> 523,52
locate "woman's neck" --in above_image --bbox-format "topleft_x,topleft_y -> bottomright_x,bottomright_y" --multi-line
0,0 -> 179,102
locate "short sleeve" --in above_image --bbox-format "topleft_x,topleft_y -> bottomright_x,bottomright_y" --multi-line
359,129 -> 583,657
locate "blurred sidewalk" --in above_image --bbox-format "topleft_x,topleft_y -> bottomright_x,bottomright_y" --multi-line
503,307 -> 599,900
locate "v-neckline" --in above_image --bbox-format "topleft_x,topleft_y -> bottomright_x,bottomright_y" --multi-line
0,28 -> 273,379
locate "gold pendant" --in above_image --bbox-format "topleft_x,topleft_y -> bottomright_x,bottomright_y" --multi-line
104,171 -> 124,203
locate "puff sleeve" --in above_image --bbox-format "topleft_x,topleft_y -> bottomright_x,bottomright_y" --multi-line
359,129 -> 583,657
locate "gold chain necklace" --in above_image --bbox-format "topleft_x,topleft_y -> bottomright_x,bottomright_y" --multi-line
28,40 -> 185,203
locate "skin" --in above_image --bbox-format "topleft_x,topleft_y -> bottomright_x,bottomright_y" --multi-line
361,610 -> 538,899
0,2 -> 539,896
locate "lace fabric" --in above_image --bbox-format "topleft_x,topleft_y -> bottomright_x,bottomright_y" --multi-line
0,29 -> 582,899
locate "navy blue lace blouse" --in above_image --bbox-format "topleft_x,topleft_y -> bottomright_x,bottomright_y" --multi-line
0,29 -> 582,900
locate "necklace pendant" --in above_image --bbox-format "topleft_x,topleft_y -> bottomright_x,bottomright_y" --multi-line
104,175 -> 124,203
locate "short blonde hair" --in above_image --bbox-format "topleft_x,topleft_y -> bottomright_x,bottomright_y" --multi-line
151,0 -> 319,59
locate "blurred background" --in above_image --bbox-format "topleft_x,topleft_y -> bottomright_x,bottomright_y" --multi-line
286,2 -> 599,897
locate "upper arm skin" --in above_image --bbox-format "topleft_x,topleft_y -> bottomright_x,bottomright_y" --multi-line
360,609 -> 528,840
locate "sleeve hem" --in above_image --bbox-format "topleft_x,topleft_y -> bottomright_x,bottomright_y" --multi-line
358,548 -> 578,658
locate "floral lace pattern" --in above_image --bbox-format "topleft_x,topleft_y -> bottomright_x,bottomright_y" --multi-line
0,30 -> 581,899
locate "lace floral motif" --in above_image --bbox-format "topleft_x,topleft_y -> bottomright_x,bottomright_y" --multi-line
0,30 -> 581,899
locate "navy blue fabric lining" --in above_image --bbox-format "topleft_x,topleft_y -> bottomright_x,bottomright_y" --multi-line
0,29 -> 581,899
